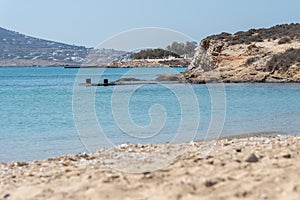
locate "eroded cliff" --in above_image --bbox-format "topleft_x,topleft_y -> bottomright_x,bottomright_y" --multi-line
183,24 -> 300,83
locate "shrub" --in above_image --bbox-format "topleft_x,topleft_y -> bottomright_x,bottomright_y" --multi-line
246,57 -> 259,65
203,23 -> 300,46
131,48 -> 180,59
166,41 -> 197,57
278,37 -> 291,44
265,48 -> 300,72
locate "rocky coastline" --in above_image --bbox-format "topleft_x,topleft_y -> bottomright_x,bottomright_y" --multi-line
181,24 -> 300,83
0,58 -> 191,68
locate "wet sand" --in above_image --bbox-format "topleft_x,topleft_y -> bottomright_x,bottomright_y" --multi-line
1,134 -> 300,200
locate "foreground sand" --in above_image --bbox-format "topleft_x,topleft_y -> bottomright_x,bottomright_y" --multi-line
1,134 -> 300,200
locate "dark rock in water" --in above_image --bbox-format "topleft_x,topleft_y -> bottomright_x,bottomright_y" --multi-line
245,153 -> 259,163
155,74 -> 182,81
112,78 -> 143,85
116,78 -> 142,82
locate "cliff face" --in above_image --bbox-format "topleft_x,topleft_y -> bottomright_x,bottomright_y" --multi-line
184,24 -> 300,83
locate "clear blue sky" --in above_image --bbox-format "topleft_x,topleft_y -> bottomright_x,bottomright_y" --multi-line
0,0 -> 299,47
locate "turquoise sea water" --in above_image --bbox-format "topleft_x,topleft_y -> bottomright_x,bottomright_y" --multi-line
0,67 -> 300,162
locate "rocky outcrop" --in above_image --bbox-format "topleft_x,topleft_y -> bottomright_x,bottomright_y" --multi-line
155,74 -> 184,82
183,24 -> 300,83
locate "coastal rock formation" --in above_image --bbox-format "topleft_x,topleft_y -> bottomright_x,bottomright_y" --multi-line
155,74 -> 184,81
183,24 -> 300,83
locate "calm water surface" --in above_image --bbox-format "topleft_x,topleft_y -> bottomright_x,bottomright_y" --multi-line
0,67 -> 299,162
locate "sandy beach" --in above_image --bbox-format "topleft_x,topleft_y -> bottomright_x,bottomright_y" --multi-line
1,134 -> 300,200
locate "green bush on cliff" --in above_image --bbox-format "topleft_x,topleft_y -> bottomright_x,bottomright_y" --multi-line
265,48 -> 300,72
203,23 -> 300,46
278,37 -> 291,44
246,57 -> 259,65
131,48 -> 180,59
166,41 -> 197,57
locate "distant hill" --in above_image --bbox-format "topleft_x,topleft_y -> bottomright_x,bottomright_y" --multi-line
0,27 -> 136,67
0,27 -> 91,66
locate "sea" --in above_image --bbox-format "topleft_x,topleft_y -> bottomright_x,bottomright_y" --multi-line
0,67 -> 300,162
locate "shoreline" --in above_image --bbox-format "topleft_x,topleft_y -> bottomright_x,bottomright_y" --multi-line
0,65 -> 188,68
1,133 -> 300,199
0,131 -> 288,164
0,58 -> 192,68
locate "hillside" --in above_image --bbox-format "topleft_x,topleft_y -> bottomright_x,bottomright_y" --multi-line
183,23 -> 300,83
0,27 -> 190,67
0,27 -> 91,66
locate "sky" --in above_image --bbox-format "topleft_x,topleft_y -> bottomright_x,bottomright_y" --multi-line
0,0 -> 299,47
